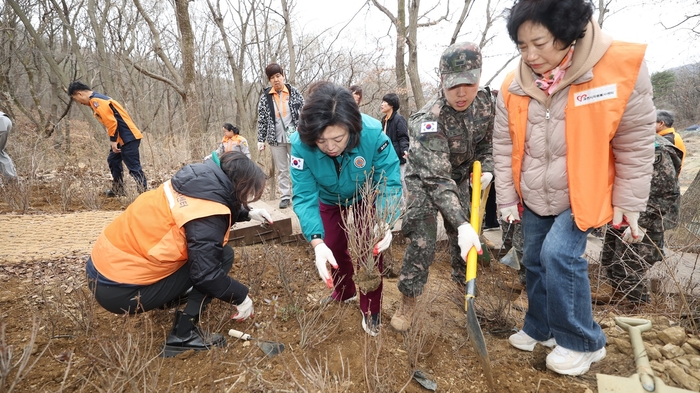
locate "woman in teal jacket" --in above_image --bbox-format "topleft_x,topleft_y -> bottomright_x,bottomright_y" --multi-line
291,82 -> 402,336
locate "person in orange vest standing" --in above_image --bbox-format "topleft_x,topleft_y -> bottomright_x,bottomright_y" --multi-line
215,123 -> 250,159
86,152 -> 272,357
493,0 -> 656,376
68,81 -> 148,196
656,110 -> 686,171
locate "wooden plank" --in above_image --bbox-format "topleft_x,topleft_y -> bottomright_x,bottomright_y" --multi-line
227,201 -> 293,246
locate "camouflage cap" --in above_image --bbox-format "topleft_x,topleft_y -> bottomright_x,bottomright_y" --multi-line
440,42 -> 482,88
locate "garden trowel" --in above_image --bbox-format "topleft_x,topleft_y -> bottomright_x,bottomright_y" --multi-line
228,329 -> 285,357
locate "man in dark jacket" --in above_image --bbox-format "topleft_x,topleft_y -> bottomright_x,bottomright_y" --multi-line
380,93 -> 410,203
86,152 -> 272,357
256,63 -> 305,209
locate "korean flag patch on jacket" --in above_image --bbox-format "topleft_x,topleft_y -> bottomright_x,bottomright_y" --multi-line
421,121 -> 437,133
291,156 -> 304,170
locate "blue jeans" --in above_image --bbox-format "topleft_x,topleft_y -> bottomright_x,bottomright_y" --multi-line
521,206 -> 606,352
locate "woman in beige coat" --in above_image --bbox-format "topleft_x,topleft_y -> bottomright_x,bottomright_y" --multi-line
493,0 -> 655,376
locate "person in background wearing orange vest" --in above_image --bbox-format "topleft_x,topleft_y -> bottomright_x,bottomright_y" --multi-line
86,151 -> 273,357
68,81 -> 148,197
216,123 -> 250,159
656,110 -> 686,171
493,0 -> 655,376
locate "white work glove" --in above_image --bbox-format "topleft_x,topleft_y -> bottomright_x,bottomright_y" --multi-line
373,225 -> 392,256
457,223 -> 482,260
500,205 -> 521,223
612,207 -> 641,241
470,172 -> 493,191
622,226 -> 646,244
248,208 -> 273,224
231,295 -> 254,321
257,142 -> 265,151
314,242 -> 338,288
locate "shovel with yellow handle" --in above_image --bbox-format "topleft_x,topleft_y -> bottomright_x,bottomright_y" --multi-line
465,160 -> 495,390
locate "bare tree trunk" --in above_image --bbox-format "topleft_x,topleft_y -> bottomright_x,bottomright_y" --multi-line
372,0 -> 409,115
597,0 -> 608,27
280,0 -> 296,84
175,0 -> 204,157
87,0 -> 116,94
206,0 -> 254,134
450,0 -> 475,45
406,0 -> 424,110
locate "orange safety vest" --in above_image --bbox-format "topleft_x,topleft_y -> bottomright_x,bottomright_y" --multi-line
501,41 -> 646,230
89,96 -> 143,145
657,128 -> 686,171
221,134 -> 247,152
91,181 -> 231,285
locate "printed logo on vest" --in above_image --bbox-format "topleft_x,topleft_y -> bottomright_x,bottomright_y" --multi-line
291,156 -> 304,170
354,156 -> 366,169
92,101 -> 99,108
421,121 -> 437,133
573,84 -> 617,106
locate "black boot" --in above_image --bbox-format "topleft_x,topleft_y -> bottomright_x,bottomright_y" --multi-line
161,311 -> 226,358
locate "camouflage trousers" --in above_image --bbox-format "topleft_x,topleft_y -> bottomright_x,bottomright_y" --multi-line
397,180 -> 471,297
500,219 -> 526,285
600,225 -> 664,300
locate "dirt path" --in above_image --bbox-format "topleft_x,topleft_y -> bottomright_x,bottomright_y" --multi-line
0,211 -> 121,263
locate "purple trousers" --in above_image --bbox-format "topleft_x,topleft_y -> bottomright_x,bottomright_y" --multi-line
319,200 -> 384,315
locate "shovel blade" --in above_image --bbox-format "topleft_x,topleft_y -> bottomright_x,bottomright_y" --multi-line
466,298 -> 495,390
257,341 -> 285,357
499,247 -> 520,270
597,374 -> 692,393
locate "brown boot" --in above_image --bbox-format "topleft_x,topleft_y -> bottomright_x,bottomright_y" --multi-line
390,295 -> 416,332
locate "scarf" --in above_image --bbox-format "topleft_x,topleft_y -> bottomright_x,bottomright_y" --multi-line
534,45 -> 575,95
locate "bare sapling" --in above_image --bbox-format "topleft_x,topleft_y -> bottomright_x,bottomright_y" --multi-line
341,172 -> 402,294
0,317 -> 50,393
287,348 -> 353,392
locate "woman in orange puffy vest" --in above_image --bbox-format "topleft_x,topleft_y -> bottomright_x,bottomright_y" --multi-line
216,123 -> 251,159
86,152 -> 272,357
493,0 -> 655,376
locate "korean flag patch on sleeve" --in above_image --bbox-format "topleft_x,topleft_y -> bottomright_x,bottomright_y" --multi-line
291,156 -> 304,170
421,121 -> 437,133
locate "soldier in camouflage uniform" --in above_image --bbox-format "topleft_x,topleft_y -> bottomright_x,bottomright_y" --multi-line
391,42 -> 494,332
599,135 -> 682,303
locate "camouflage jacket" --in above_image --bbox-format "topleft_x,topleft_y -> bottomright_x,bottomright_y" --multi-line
639,135 -> 682,232
405,88 -> 494,229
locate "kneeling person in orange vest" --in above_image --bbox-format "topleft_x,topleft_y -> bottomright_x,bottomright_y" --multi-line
86,151 -> 272,357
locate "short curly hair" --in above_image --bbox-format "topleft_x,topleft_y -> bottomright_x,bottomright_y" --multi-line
297,82 -> 361,151
506,0 -> 593,48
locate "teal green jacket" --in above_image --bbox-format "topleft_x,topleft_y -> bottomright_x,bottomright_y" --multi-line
290,114 -> 402,241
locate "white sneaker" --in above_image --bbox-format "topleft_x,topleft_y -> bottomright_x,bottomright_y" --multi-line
508,330 -> 557,351
546,346 -> 606,376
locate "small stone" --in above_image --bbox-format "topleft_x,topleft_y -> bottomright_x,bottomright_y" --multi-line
688,368 -> 700,382
687,336 -> 700,351
645,344 -> 662,361
676,357 -> 691,367
658,326 -> 686,346
660,343 -> 685,359
681,342 -> 699,356
690,356 -> 700,368
650,360 -> 665,373
612,337 -> 633,355
664,360 -> 700,391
